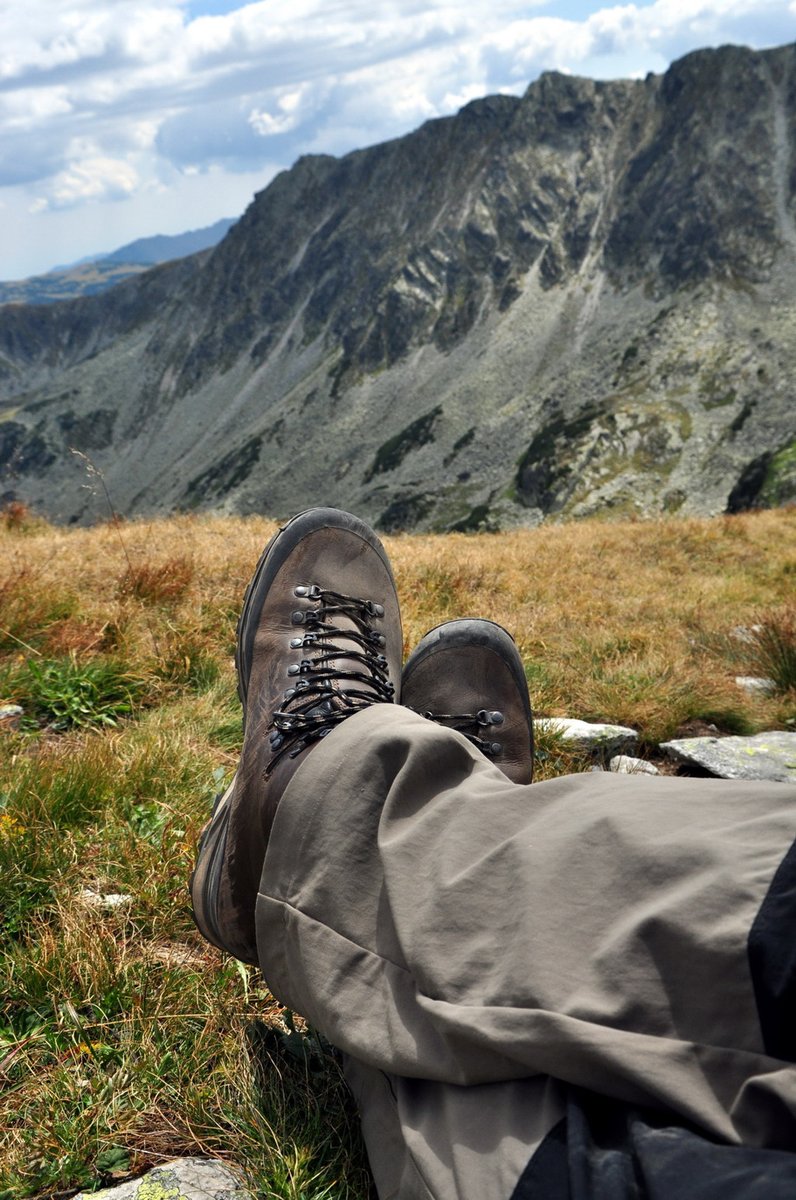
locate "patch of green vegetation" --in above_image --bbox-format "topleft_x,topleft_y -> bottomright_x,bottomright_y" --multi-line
448,503 -> 496,533
692,708 -> 755,736
729,399 -> 755,436
433,275 -> 482,350
186,436 -> 263,505
759,438 -> 796,508
674,404 -> 693,441
701,390 -> 737,410
7,654 -> 144,731
376,492 -> 435,531
745,608 -> 796,692
515,405 -> 600,510
443,426 -> 475,468
663,489 -> 687,513
364,406 -> 442,483
518,397 -> 692,517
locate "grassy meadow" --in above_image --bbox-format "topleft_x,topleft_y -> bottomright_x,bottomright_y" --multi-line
1,504 -> 795,1200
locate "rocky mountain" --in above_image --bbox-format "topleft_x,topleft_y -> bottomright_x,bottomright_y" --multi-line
1,42 -> 795,530
0,219 -> 236,307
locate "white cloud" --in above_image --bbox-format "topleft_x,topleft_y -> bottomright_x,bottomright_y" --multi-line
249,83 -> 316,137
0,86 -> 72,129
37,156 -> 140,210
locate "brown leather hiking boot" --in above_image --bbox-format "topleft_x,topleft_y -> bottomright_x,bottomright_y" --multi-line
190,508 -> 402,963
402,618 -> 533,784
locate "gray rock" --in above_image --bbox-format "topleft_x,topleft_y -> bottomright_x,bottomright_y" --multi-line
74,1158 -> 251,1200
730,625 -> 763,644
609,755 -> 661,775
660,732 -> 796,782
78,888 -> 133,910
536,717 -> 637,753
0,704 -> 23,731
735,675 -> 776,696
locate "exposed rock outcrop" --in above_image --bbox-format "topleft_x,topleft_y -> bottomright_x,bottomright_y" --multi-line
660,731 -> 796,782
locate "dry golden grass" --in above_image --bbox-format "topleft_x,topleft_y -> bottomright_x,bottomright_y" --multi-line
1,505 -> 795,1199
2,506 -> 794,741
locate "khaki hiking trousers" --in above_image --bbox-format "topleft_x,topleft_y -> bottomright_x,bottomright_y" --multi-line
255,705 -> 796,1200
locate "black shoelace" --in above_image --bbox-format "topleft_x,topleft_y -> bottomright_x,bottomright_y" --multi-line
414,708 -> 505,758
265,584 -> 395,774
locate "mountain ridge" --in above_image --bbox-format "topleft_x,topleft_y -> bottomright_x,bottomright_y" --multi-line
0,218 -> 236,307
1,42 -> 795,529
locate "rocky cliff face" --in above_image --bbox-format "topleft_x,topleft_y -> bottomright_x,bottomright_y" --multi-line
1,42 -> 795,529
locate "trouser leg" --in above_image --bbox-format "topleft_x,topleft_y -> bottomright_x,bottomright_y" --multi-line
342,1054 -> 567,1200
256,705 -> 796,1155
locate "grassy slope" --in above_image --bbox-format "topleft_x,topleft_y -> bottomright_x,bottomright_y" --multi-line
1,508 -> 795,1200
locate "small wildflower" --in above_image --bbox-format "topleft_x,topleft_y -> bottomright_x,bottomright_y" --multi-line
0,813 -> 22,840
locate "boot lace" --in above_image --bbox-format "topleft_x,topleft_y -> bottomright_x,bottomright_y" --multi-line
414,708 -> 505,758
266,584 -> 394,774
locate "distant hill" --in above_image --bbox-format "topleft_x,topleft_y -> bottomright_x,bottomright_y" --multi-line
0,218 -> 236,306
0,44 -> 795,529
100,219 -> 237,266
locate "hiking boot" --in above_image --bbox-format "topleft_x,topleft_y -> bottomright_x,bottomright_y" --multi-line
402,618 -> 533,784
190,508 -> 402,963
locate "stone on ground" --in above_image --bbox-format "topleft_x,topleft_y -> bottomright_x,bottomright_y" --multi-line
74,1158 -> 251,1200
0,704 -> 23,731
536,717 -> 637,753
734,676 -> 776,696
660,731 -> 796,783
609,755 -> 660,775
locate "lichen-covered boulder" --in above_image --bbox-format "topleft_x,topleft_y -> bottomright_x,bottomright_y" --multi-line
660,732 -> 796,782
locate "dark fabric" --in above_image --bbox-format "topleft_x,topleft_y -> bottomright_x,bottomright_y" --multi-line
509,1119 -> 570,1200
516,1089 -> 796,1200
748,835 -> 796,1061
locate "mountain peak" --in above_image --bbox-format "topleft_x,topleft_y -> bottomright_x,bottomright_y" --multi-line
1,41 -> 794,528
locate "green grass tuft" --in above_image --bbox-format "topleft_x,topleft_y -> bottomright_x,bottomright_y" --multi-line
8,654 -> 144,731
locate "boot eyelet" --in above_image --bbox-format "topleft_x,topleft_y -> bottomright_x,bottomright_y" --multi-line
295,583 -> 322,600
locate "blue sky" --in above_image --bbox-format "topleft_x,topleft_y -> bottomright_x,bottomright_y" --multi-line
1,0 -> 795,279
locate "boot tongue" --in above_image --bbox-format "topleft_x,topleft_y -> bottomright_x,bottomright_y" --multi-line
264,587 -> 395,777
301,592 -> 392,703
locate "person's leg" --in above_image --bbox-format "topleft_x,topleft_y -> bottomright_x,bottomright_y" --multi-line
191,510 -> 796,1195
342,1056 -> 567,1200
256,701 -> 796,1151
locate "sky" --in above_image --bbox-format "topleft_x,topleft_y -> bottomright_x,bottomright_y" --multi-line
1,0 -> 795,280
